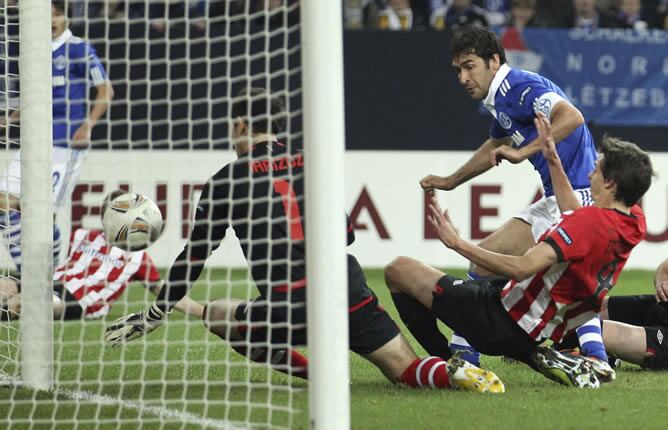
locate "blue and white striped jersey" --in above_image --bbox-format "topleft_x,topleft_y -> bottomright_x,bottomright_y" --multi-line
52,29 -> 107,147
483,64 -> 596,197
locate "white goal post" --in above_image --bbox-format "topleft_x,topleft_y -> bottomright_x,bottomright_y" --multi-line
18,0 -> 54,391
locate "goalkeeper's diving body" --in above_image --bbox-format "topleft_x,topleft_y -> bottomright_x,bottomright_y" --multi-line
105,87 -> 504,393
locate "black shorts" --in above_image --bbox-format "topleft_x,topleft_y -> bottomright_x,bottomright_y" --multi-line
17,280 -> 84,320
431,274 -> 538,363
234,254 -> 399,355
608,295 -> 668,369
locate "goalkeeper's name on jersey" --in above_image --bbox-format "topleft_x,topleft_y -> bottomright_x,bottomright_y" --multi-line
250,152 -> 303,174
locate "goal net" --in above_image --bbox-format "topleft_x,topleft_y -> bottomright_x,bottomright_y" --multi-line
0,1 -> 348,429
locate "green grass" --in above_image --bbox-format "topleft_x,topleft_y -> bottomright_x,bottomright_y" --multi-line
0,268 -> 665,429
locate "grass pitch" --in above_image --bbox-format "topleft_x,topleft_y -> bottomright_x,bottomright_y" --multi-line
1,268 -> 665,429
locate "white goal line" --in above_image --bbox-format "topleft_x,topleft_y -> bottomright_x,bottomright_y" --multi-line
0,371 -> 248,430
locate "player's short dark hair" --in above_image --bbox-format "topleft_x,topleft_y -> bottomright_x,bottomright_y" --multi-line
52,1 -> 73,19
450,26 -> 507,65
101,190 -> 125,219
599,136 -> 654,207
231,87 -> 287,135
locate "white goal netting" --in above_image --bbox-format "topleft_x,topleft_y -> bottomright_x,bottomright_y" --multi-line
0,1 -> 311,428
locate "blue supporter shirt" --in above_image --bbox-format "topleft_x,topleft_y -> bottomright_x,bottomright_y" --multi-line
51,29 -> 107,148
483,64 -> 596,197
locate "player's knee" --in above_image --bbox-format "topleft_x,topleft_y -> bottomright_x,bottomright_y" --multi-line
203,300 -> 238,339
384,257 -> 412,293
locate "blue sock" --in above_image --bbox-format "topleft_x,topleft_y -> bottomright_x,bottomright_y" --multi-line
576,317 -> 608,361
448,270 -> 484,367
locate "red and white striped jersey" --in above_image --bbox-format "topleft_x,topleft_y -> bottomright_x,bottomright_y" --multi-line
53,229 -> 160,319
500,205 -> 646,343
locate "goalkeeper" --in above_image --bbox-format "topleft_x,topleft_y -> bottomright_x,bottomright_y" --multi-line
106,87 -> 505,393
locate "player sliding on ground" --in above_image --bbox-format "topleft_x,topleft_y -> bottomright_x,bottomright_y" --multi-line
105,87 -> 504,393
0,190 -> 203,321
385,112 -> 654,388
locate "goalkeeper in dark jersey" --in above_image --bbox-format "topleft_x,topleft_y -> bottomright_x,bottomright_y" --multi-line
105,87 -> 504,393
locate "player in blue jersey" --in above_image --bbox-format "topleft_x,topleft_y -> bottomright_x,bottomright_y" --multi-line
414,26 -> 611,376
0,0 -> 114,271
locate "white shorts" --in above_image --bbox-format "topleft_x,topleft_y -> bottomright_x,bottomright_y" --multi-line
0,147 -> 87,210
515,188 -> 592,242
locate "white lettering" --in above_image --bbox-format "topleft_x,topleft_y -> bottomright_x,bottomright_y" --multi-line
631,88 -> 647,107
650,88 -> 666,108
663,57 -> 668,76
581,84 -> 596,106
566,53 -> 583,72
598,55 -> 616,74
52,75 -> 65,87
631,56 -> 648,76
615,88 -> 630,108
599,87 -> 613,105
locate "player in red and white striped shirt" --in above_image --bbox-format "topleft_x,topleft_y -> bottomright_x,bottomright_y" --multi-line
385,113 -> 654,388
0,191 -> 203,320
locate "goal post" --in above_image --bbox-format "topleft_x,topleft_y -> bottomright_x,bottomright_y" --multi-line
18,0 -> 54,391
301,1 -> 351,429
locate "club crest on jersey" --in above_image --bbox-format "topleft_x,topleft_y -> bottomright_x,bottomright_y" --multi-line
498,112 -> 512,129
533,98 -> 552,116
54,55 -> 67,70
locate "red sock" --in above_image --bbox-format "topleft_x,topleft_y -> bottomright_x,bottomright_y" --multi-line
400,356 -> 451,389
230,342 -> 309,380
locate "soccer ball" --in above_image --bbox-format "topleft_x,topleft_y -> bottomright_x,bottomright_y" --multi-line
102,193 -> 164,251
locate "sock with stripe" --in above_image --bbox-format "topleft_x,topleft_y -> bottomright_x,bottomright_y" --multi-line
576,316 -> 608,362
400,356 -> 451,389
444,271 -> 483,367
391,292 -> 452,359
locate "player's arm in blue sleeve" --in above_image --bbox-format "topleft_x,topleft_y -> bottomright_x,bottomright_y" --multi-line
72,43 -> 114,146
511,84 -> 585,161
156,175 -> 231,313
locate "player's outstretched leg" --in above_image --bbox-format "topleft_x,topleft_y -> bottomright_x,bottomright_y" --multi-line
1,211 -> 61,272
363,333 -> 504,393
531,346 -> 600,389
203,299 -> 308,379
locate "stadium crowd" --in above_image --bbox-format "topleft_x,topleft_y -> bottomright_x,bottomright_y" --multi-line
343,0 -> 668,31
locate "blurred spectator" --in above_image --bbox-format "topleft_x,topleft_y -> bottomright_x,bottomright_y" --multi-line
560,0 -> 615,28
430,0 -> 488,31
658,0 -> 668,29
343,0 -> 428,30
611,0 -> 652,29
506,0 -> 545,29
377,0 -> 415,30
475,0 -> 510,27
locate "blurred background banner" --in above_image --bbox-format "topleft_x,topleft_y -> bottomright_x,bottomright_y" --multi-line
510,28 -> 668,126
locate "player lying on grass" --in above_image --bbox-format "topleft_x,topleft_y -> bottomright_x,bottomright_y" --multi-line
419,25 -> 600,365
385,113 -> 653,388
105,87 -> 505,393
556,258 -> 668,370
0,190 -> 203,321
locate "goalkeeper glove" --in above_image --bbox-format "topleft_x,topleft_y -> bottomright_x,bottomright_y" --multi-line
105,303 -> 165,346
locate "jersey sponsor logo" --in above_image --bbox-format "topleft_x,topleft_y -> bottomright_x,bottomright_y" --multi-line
53,75 -> 66,87
53,55 -> 67,70
78,242 -> 124,268
556,227 -> 573,245
498,112 -> 512,129
658,330 -> 664,345
533,97 -> 552,116
519,86 -> 532,105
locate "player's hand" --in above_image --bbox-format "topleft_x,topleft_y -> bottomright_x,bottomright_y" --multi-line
490,146 -> 524,166
71,121 -> 92,148
427,197 -> 461,249
420,175 -> 455,192
104,303 -> 165,346
656,280 -> 668,302
534,112 -> 558,162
